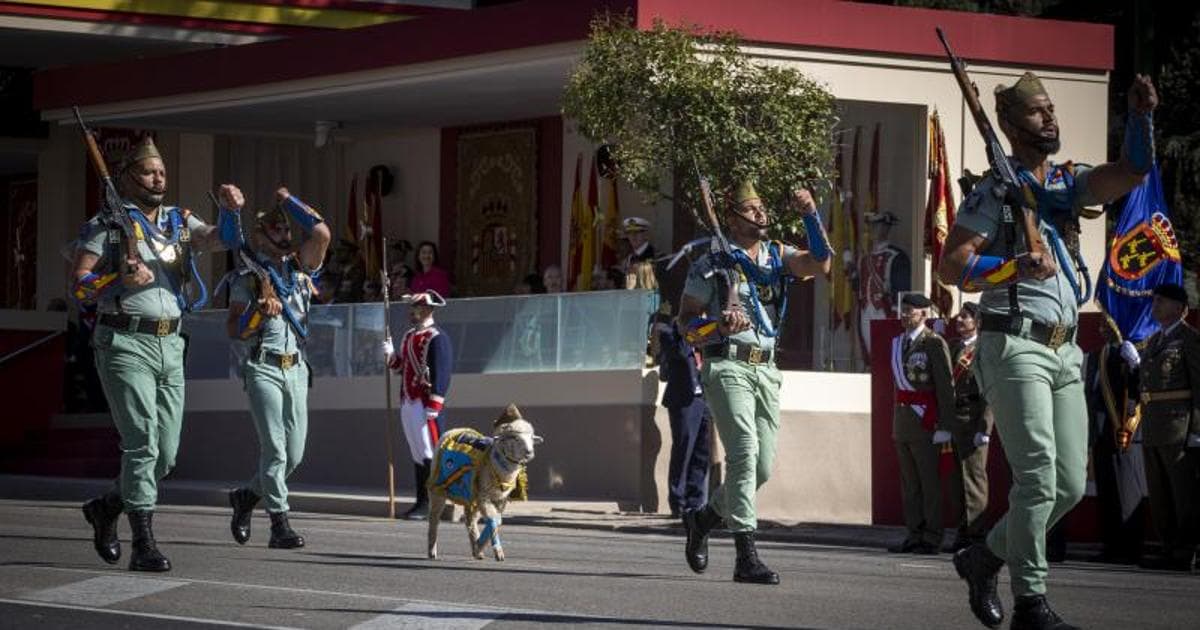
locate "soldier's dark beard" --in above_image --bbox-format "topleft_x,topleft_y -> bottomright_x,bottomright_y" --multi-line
1009,120 -> 1061,155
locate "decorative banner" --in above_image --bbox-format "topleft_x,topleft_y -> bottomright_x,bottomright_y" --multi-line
924,111 -> 957,318
1096,164 -> 1182,343
567,152 -> 594,291
828,139 -> 854,330
455,127 -> 538,297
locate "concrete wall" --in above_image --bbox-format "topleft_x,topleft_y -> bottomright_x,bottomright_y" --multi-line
178,367 -> 871,524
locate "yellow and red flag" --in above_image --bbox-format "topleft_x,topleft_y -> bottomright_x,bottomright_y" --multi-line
599,170 -> 621,270
567,153 -> 595,291
829,141 -> 854,330
924,111 -> 957,317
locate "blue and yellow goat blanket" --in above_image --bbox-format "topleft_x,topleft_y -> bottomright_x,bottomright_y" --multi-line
428,428 -> 527,507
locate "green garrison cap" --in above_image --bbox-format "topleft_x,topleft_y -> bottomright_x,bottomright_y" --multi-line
120,135 -> 162,172
732,180 -> 760,205
995,72 -> 1049,117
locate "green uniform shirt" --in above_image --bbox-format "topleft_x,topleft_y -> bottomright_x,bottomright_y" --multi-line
682,240 -> 797,351
229,258 -> 314,356
79,205 -> 206,320
953,162 -> 1097,327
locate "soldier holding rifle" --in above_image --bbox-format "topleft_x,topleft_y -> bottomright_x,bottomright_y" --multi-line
677,180 -> 831,585
935,28 -> 1159,630
73,119 -> 234,572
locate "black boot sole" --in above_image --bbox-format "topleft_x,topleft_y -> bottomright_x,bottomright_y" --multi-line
82,503 -> 121,565
129,558 -> 171,572
953,551 -> 1004,629
268,538 -> 305,549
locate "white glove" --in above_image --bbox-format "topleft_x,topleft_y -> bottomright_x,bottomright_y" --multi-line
1187,433 -> 1200,449
932,430 -> 952,445
1119,340 -> 1140,369
973,432 -> 990,448
381,337 -> 394,358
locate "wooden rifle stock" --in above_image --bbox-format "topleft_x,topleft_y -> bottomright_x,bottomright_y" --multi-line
73,106 -> 141,271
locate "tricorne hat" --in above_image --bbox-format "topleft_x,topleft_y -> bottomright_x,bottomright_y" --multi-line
404,289 -> 447,307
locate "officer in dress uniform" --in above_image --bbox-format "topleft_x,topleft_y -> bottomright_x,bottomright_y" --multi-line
676,181 -> 831,585
621,217 -> 656,273
938,71 -> 1159,629
383,290 -> 454,520
947,302 -> 995,552
75,136 -> 234,572
888,292 -> 955,554
1137,282 -> 1200,572
225,187 -> 331,549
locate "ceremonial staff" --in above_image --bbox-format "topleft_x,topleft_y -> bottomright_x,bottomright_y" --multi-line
381,237 -> 397,518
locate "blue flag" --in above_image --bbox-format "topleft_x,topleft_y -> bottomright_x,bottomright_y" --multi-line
1096,164 -> 1183,342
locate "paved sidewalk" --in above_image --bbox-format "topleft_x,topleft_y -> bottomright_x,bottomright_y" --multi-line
0,473 -> 924,551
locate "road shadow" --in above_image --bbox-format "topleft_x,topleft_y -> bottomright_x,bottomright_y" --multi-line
292,605 -> 819,629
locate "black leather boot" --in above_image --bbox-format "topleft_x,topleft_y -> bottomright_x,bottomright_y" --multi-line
82,490 -> 123,564
127,510 -> 171,572
733,531 -> 779,585
1010,595 -> 1080,630
683,504 -> 722,573
953,542 -> 1004,628
228,488 -> 260,545
268,511 -> 305,549
401,460 -> 431,521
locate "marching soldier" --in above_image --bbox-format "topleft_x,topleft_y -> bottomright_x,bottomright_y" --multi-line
1137,283 -> 1200,571
947,302 -> 994,552
226,187 -> 331,549
75,136 -> 234,572
887,292 -> 954,555
677,181 -> 831,585
938,71 -> 1159,629
382,290 -> 454,520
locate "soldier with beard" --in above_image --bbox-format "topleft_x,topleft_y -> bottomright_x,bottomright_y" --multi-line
74,136 -> 235,572
938,72 -> 1159,629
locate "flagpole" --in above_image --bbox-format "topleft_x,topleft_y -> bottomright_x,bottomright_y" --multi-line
381,237 -> 397,519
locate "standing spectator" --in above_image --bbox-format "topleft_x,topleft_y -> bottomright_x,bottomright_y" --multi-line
1137,283 -> 1199,571
621,217 -> 656,273
888,292 -> 955,555
658,321 -> 712,519
946,302 -> 993,552
410,241 -> 452,297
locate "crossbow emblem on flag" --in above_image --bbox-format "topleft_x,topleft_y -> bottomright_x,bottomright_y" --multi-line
1109,211 -> 1180,281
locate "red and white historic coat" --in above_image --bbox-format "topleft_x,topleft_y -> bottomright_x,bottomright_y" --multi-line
388,322 -> 453,420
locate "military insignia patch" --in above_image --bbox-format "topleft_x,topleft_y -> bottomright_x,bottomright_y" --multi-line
1109,212 -> 1181,281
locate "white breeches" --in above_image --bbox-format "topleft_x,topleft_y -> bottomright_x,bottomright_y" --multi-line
400,398 -> 435,463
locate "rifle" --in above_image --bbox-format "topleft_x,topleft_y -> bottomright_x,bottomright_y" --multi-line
380,237 -> 397,519
207,191 -> 290,332
693,161 -> 742,314
935,28 -> 1048,276
73,106 -> 140,273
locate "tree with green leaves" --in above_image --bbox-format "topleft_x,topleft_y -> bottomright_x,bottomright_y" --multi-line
562,13 -> 837,237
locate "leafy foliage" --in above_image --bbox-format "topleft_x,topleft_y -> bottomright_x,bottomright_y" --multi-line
562,13 -> 837,237
1156,18 -> 1200,270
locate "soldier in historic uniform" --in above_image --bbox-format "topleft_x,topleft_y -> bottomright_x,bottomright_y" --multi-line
1137,283 -> 1200,571
946,302 -> 994,552
938,71 -> 1158,629
888,292 -> 955,554
225,187 -> 331,550
75,137 -> 234,572
383,290 -> 454,520
858,211 -> 910,359
677,181 -> 831,585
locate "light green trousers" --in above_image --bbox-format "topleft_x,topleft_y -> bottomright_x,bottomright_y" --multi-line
701,357 -> 781,532
975,332 -> 1087,597
243,360 -> 309,513
93,325 -> 186,512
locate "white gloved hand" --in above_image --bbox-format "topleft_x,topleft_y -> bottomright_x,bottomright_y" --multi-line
973,432 -> 990,448
1187,433 -> 1200,449
932,430 -> 953,445
1119,340 -> 1141,369
381,337 -> 394,358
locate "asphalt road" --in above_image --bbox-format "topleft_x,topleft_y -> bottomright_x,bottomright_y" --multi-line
0,500 -> 1196,629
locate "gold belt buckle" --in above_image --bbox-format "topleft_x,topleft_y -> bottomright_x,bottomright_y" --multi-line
1047,323 -> 1067,349
280,354 -> 295,370
748,346 -> 765,365
156,319 -> 171,336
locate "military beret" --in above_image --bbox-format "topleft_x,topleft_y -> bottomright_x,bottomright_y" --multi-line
1153,283 -> 1188,304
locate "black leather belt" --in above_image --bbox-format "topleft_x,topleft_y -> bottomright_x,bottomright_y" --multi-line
702,342 -> 775,365
980,313 -> 1075,350
258,351 -> 300,370
98,313 -> 180,337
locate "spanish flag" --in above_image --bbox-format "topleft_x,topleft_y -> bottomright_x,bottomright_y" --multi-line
567,153 -> 594,291
924,111 -> 957,317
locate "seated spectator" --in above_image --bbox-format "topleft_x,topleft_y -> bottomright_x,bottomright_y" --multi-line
542,264 -> 564,294
410,240 -> 452,297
